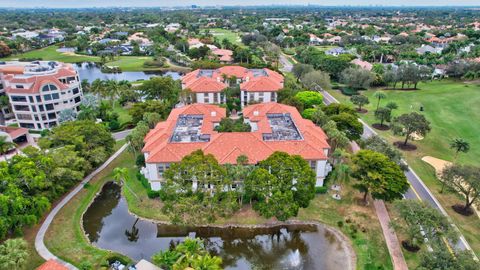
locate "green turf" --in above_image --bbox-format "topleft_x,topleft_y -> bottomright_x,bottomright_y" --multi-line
1,45 -> 159,72
327,79 -> 480,256
206,28 -> 242,45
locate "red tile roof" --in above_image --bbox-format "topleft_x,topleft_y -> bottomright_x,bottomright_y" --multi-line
143,103 -> 329,164
36,260 -> 69,270
0,125 -> 29,139
181,66 -> 283,93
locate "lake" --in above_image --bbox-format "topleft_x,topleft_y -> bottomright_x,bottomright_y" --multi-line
74,62 -> 182,83
82,182 -> 353,270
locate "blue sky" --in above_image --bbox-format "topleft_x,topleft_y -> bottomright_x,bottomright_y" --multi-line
0,0 -> 479,8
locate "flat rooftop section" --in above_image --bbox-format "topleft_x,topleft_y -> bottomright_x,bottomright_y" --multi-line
263,113 -> 302,141
0,61 -> 60,76
250,69 -> 268,77
170,114 -> 211,143
197,69 -> 214,78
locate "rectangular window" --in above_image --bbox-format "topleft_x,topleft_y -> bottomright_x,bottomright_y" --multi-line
31,105 -> 37,112
204,95 -> 209,103
46,104 -> 54,111
74,96 -> 81,103
72,88 -> 79,95
259,92 -> 264,102
52,93 -> 60,100
16,85 -> 24,89
249,93 -> 254,101
271,92 -> 276,102
309,161 -> 317,172
28,96 -> 34,103
13,105 -> 29,111
43,94 -> 52,101
17,114 -> 32,120
11,96 -> 27,102
37,123 -> 42,129
39,105 -> 44,112
213,93 -> 218,103
48,112 -> 56,120
20,123 -> 35,129
36,96 -> 41,102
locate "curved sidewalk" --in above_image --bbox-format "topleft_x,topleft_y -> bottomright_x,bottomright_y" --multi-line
35,144 -> 129,270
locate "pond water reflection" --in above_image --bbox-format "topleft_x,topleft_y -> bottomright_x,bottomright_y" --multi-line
82,182 -> 352,270
74,62 -> 182,83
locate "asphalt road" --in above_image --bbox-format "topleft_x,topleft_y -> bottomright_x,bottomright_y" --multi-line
113,129 -> 132,141
322,90 -> 473,254
279,53 -> 294,73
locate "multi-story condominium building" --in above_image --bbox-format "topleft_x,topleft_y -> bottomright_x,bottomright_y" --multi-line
181,66 -> 284,107
0,61 -> 83,130
142,102 -> 331,191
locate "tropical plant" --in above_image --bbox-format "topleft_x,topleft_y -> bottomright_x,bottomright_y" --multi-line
0,238 -> 29,270
449,138 -> 470,162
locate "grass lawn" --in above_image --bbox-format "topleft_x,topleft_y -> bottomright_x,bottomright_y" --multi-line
327,79 -> 480,257
112,102 -> 132,126
44,146 -> 131,269
206,28 -> 242,45
1,45 -> 159,72
2,45 -> 100,63
314,45 -> 338,52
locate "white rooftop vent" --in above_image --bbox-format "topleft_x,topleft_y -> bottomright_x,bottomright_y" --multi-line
253,110 -> 259,116
211,111 -> 217,117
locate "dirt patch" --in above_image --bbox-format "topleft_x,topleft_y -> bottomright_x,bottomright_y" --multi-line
452,204 -> 474,216
394,141 -> 417,151
356,108 -> 368,114
372,123 -> 390,130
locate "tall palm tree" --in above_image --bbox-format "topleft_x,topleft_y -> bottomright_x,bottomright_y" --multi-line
0,238 -> 29,270
0,136 -> 15,161
449,138 -> 470,162
373,91 -> 387,110
125,218 -> 140,242
113,167 -> 140,201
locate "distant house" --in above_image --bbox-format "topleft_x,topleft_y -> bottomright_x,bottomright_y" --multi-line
416,44 -> 443,55
212,48 -> 234,63
309,34 -> 324,45
351,59 -> 373,71
326,36 -> 342,44
12,31 -> 39,40
325,47 -> 348,56
165,23 -> 181,33
113,31 -> 129,38
98,38 -> 120,45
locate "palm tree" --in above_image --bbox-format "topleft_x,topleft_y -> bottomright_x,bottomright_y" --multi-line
125,218 -> 140,242
0,238 -> 29,270
449,138 -> 470,162
373,91 -> 387,110
0,136 -> 15,161
113,167 -> 141,201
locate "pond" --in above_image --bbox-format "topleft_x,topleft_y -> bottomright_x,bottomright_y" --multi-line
82,182 -> 353,270
74,62 -> 182,83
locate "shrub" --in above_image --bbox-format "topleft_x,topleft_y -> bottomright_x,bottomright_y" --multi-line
294,91 -> 323,109
337,220 -> 344,228
340,87 -> 358,96
147,190 -> 160,199
315,186 -> 328,194
136,154 -> 145,167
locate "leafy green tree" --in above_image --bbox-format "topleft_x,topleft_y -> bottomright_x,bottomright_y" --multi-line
0,238 -> 28,270
441,164 -> 480,214
294,91 -> 323,109
361,136 -> 405,169
152,238 -> 222,270
351,150 -> 409,204
392,112 -> 431,147
373,91 -> 387,110
329,112 -> 363,141
418,249 -> 479,270
301,70 -> 331,91
143,112 -> 162,129
38,120 -> 115,168
374,107 -> 392,126
292,64 -> 314,81
392,200 -> 458,250
449,138 -> 470,161
322,120 -> 350,151
129,100 -> 171,124
245,152 -> 316,220
139,76 -> 180,102
0,136 -> 15,160
214,117 -> 251,132
350,95 -> 369,112
341,67 -> 375,90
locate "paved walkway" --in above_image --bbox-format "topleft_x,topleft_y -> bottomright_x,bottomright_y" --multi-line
35,143 -> 129,270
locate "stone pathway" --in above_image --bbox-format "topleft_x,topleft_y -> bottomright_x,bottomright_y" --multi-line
35,144 -> 129,270
350,141 -> 408,270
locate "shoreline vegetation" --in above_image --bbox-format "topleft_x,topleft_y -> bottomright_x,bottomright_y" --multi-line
43,149 -> 393,270
0,45 -> 191,73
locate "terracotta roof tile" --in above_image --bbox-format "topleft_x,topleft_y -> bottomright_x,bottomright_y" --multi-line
36,260 -> 68,270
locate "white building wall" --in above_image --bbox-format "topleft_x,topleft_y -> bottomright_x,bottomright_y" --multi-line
241,91 -> 276,107
195,92 -> 225,104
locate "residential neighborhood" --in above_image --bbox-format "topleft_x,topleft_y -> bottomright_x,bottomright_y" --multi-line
0,2 -> 479,270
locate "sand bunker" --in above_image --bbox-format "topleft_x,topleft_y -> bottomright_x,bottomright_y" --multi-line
421,156 -> 452,176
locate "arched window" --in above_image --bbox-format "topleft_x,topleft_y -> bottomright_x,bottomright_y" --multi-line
41,84 -> 59,92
